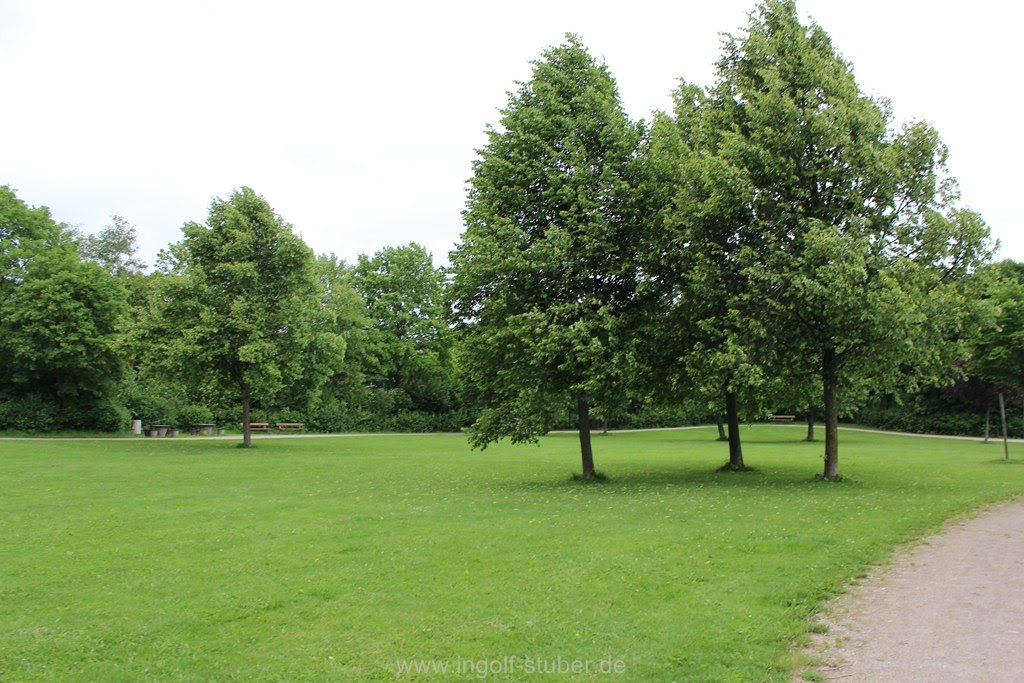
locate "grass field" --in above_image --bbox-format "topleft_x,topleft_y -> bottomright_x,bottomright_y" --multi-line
2,427 -> 1022,681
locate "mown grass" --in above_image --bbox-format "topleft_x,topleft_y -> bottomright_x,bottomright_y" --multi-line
1,427 -> 1021,681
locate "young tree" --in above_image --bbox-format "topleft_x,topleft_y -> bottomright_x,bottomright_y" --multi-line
449,35 -> 643,478
153,188 -> 345,446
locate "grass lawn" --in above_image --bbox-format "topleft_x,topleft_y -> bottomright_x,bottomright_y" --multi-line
2,427 -> 1022,681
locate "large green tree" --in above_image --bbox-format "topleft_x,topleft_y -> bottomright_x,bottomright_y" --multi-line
697,0 -> 992,478
449,35 -> 643,478
153,187 -> 345,446
646,85 -> 775,470
0,187 -> 128,430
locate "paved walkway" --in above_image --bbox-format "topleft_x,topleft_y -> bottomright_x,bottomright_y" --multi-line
807,501 -> 1024,681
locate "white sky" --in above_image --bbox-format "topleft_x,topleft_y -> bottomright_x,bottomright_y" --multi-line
2,0 -> 1021,268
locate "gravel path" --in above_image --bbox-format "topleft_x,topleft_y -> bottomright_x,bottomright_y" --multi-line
806,501 -> 1024,681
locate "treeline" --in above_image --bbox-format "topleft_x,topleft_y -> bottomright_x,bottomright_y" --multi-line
2,1 -> 1022,480
0,188 -> 463,434
0,187 -> 701,437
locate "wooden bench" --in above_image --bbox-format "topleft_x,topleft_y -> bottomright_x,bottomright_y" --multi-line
245,422 -> 272,432
276,422 -> 305,432
768,415 -> 796,423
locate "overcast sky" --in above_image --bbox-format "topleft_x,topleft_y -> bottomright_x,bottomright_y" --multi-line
3,0 -> 1021,268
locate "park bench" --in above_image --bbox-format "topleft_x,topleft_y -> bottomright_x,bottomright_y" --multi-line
276,422 -> 305,432
768,414 -> 796,423
246,422 -> 272,432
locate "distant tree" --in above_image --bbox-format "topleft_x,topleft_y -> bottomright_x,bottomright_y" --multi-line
972,262 -> 1024,457
351,243 -> 454,414
449,35 -> 643,478
75,215 -> 146,276
152,187 -> 345,446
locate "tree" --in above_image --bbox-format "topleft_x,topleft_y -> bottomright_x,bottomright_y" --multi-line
701,1 -> 993,478
0,248 -> 128,429
449,35 -> 643,478
75,215 -> 146,276
0,187 -> 128,430
304,253 -> 372,430
152,187 -> 344,447
0,185 -> 70,302
351,243 -> 454,415
972,262 -> 1024,458
646,86 -> 772,470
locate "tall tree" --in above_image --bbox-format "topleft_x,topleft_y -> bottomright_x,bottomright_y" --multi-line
449,35 -> 643,478
646,85 -> 771,470
152,187 -> 344,446
705,0 -> 992,478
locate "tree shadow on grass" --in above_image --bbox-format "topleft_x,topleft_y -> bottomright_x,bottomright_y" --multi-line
498,464 -> 861,495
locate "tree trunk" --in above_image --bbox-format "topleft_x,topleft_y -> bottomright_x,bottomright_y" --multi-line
716,415 -> 727,441
577,393 -> 596,479
725,391 -> 745,470
822,347 -> 840,479
241,379 -> 252,448
806,406 -> 815,442
984,406 -> 991,443
1000,392 -> 1009,461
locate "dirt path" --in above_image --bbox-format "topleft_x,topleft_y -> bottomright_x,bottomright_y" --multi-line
806,501 -> 1024,681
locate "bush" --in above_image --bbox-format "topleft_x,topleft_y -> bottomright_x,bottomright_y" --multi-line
0,393 -> 61,431
85,399 -> 131,432
0,391 -> 129,432
855,390 -> 1023,439
173,404 -> 215,431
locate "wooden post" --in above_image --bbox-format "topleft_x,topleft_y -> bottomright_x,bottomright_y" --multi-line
999,392 -> 1010,461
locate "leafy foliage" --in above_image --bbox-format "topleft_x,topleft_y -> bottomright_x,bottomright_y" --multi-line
151,187 -> 345,445
661,0 -> 994,477
352,243 -> 455,415
0,188 -> 128,430
75,215 -> 146,276
450,35 -> 644,475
